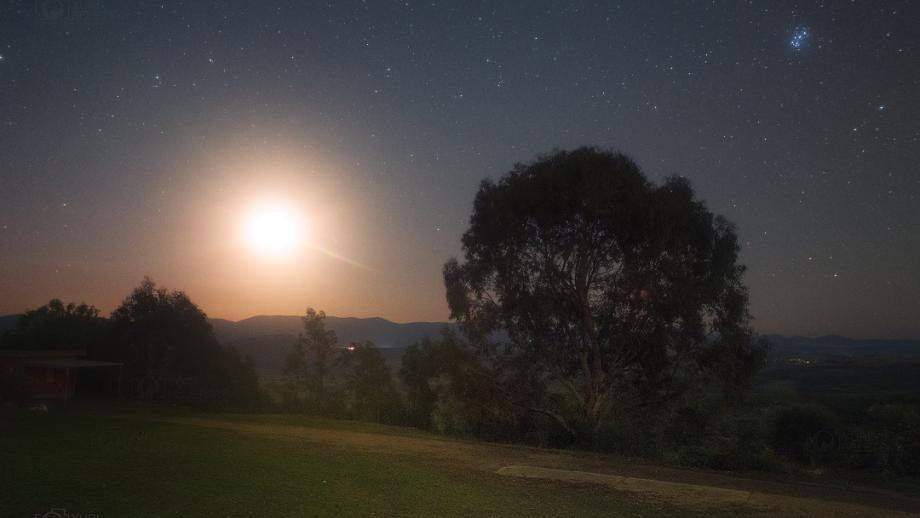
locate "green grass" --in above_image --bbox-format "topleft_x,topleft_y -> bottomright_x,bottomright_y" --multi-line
195,411 -> 442,438
0,410 -> 712,518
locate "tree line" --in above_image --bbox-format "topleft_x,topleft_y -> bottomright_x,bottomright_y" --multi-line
0,278 -> 262,410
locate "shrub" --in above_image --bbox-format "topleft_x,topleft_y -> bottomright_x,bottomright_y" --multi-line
768,403 -> 838,464
431,394 -> 470,435
860,404 -> 920,476
598,397 -> 787,472
675,414 -> 787,472
595,418 -> 664,458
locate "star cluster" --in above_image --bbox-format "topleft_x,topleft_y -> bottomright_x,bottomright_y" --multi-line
790,27 -> 810,49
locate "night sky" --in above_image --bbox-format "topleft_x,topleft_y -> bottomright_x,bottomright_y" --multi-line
0,1 -> 917,338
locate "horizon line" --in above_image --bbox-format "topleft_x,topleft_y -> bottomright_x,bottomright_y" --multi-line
1,311 -> 918,342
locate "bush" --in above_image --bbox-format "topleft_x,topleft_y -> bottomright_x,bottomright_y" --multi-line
399,341 -> 440,429
857,404 -> 920,477
768,403 -> 838,464
431,394 -> 470,435
593,409 -> 667,458
592,399 -> 787,472
675,414 -> 787,472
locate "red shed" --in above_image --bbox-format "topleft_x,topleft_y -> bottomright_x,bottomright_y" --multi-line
0,350 -> 122,402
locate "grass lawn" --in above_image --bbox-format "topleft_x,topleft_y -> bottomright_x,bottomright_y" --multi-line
0,409 -> 717,518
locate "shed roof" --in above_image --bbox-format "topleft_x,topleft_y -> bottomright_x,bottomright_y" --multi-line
25,360 -> 122,368
0,349 -> 86,358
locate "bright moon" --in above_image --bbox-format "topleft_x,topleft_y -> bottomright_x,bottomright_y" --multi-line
243,202 -> 305,258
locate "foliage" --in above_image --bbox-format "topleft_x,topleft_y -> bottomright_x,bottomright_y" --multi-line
283,308 -> 340,414
399,338 -> 441,428
665,406 -> 786,472
767,403 -> 838,464
338,341 -> 403,423
0,299 -> 108,354
110,278 -> 218,378
854,404 -> 920,476
444,147 -> 766,443
400,330 -> 567,443
281,341 -> 309,409
420,330 -> 509,438
109,277 -> 261,410
190,346 -> 263,411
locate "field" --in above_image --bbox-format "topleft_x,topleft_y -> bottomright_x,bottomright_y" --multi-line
2,408 -> 918,517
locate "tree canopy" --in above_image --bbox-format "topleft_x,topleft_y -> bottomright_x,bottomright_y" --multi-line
338,341 -> 401,423
0,299 -> 108,354
111,277 -> 220,379
110,277 -> 260,409
283,308 -> 339,412
444,147 -> 766,441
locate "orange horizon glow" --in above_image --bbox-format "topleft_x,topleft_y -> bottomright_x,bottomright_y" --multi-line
0,135 -> 455,325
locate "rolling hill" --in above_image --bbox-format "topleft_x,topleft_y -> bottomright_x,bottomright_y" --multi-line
209,315 -> 450,348
209,315 -> 450,373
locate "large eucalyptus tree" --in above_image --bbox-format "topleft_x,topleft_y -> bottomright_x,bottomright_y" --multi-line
444,147 -> 765,440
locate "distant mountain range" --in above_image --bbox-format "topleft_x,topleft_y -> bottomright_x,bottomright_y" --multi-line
2,313 -> 918,374
763,334 -> 920,359
210,315 -> 450,348
209,315 -> 451,373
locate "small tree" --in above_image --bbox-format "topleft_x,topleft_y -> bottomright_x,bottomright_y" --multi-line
444,147 -> 766,443
282,341 -> 309,407
111,277 -> 218,382
285,308 -> 338,413
339,341 -> 401,423
399,338 -> 441,428
110,277 -> 260,409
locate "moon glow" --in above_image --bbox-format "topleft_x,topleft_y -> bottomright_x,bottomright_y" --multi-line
243,202 -> 305,258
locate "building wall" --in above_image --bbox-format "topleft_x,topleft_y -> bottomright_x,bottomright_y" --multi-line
0,351 -> 82,401
24,365 -> 73,400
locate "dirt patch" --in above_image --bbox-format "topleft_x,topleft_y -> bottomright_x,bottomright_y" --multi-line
498,465 -> 751,509
496,465 -> 920,517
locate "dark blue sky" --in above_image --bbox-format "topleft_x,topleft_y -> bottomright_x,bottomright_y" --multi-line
0,1 -> 917,338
